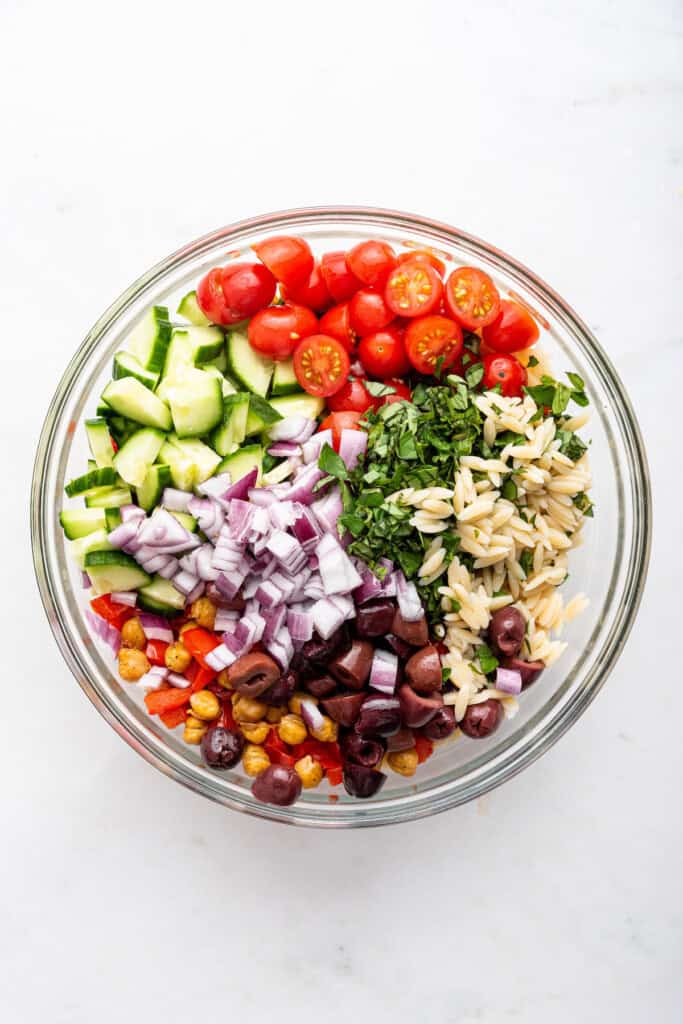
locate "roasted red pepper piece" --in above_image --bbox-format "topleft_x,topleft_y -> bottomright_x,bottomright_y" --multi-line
181,627 -> 221,669
90,594 -> 135,631
413,734 -> 434,764
145,639 -> 169,666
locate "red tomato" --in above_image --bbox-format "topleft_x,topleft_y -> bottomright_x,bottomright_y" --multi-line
248,303 -> 318,361
252,235 -> 313,289
482,353 -> 527,397
358,325 -> 411,378
385,260 -> 443,318
219,262 -> 277,319
293,333 -> 351,398
319,302 -> 357,353
319,411 -> 364,449
398,249 -> 447,277
349,288 -> 394,337
445,266 -> 501,331
404,315 -> 463,375
320,251 -> 363,302
196,268 -> 242,326
482,299 -> 540,353
90,595 -> 135,631
327,376 -> 379,414
380,378 -> 412,405
414,735 -> 434,764
346,240 -> 397,288
283,261 -> 332,313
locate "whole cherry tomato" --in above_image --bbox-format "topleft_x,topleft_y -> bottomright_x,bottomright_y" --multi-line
282,261 -> 332,313
293,334 -> 351,398
482,353 -> 527,397
349,288 -> 394,337
319,411 -> 364,450
219,262 -> 276,319
385,260 -> 443,318
320,251 -> 363,302
248,303 -> 318,361
326,376 -> 379,414
482,299 -> 539,353
404,315 -> 463,375
346,240 -> 397,288
252,235 -> 313,289
197,268 -> 243,326
319,302 -> 357,353
358,325 -> 411,378
445,266 -> 501,331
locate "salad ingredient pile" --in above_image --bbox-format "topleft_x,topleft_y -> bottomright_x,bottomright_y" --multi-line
60,232 -> 593,807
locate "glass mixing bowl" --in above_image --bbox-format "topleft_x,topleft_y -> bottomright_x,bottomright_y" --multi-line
31,207 -> 651,827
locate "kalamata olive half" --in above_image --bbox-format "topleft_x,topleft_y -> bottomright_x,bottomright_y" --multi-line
488,606 -> 525,658
251,765 -> 302,806
500,656 -> 545,688
321,692 -> 366,727
329,640 -> 373,690
398,684 -> 443,728
260,670 -> 298,706
340,731 -> 385,767
343,763 -> 387,799
355,695 -> 402,737
391,609 -> 429,646
305,674 -> 338,698
460,699 -> 503,738
405,645 -> 442,693
227,652 -> 281,698
383,633 -> 414,661
354,599 -> 396,638
420,706 -> 456,740
301,626 -> 350,666
386,727 -> 416,752
200,726 -> 244,770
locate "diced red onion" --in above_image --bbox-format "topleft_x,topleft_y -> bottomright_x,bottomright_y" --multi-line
311,597 -> 345,639
223,468 -> 258,502
267,442 -> 301,458
167,671 -> 191,688
262,604 -> 287,643
241,577 -> 259,599
255,580 -> 283,609
266,530 -> 306,572
197,472 -> 232,499
329,594 -> 355,620
138,665 -> 169,687
110,591 -> 137,607
268,501 -> 297,532
214,608 -> 240,632
353,564 -> 384,605
222,630 -> 246,656
249,507 -> 270,537
269,571 -> 297,603
302,429 -> 333,464
161,488 -> 192,512
281,462 -> 325,505
269,415 -> 316,443
185,580 -> 205,605
138,508 -> 194,549
108,520 -> 140,549
395,570 -> 424,622
300,698 -> 325,734
228,499 -> 255,543
311,486 -> 344,533
287,608 -> 313,642
157,556 -> 180,580
495,667 -> 523,694
303,573 -> 325,601
205,644 -> 237,671
266,625 -> 294,670
316,533 -> 363,596
120,504 -> 146,523
339,428 -> 367,471
172,569 -> 200,595
248,487 -> 277,507
85,609 -> 121,655
196,544 -> 219,582
81,571 -> 91,589
292,507 -> 322,551
369,649 -> 398,694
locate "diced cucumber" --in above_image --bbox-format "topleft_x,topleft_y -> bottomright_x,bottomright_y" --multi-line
85,418 -> 115,469
85,486 -> 133,508
159,441 -> 194,491
201,350 -> 229,375
226,329 -> 274,396
104,508 -> 123,531
87,459 -> 97,472
161,330 -> 196,382
85,550 -> 151,595
186,326 -> 224,363
96,403 -> 116,419
166,368 -> 223,438
102,377 -> 172,431
160,435 -> 221,490
216,444 -> 263,484
113,351 -> 160,390
167,510 -> 197,533
138,575 -> 185,614
70,529 -> 114,569
59,508 -> 107,540
136,464 -> 171,512
270,394 -> 325,421
113,428 -> 166,488
65,467 -> 118,498
245,394 -> 283,436
211,393 -> 250,457
126,305 -> 172,373
177,290 -> 211,326
271,358 -> 302,397
162,327 -> 224,381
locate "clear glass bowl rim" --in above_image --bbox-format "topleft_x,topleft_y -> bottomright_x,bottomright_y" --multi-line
31,205 -> 652,828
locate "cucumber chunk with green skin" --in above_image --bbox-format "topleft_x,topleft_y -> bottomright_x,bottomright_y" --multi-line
177,290 -> 211,326
102,377 -> 172,431
138,575 -> 185,613
65,467 -> 118,498
269,393 -> 325,421
136,464 -> 172,512
85,550 -> 151,595
167,510 -> 197,533
126,306 -> 172,373
201,350 -> 229,375
186,326 -> 224,363
271,358 -> 302,397
85,419 -> 115,469
59,508 -> 107,540
166,368 -> 223,438
211,393 -> 250,457
113,351 -> 160,390
84,485 -> 134,508
113,428 -> 166,488
245,394 -> 283,436
226,329 -> 274,396
104,508 -> 123,531
70,529 -> 114,569
216,444 -> 263,483
160,435 -> 221,490
162,327 -> 224,381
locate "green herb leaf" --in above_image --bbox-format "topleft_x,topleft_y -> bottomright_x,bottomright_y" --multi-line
248,395 -> 282,424
519,549 -> 533,578
477,643 -> 499,675
465,362 -> 484,388
365,380 -> 397,398
442,667 -> 452,683
398,434 -> 419,460
572,491 -> 594,517
357,490 -> 384,508
501,478 -> 518,501
556,429 -> 587,463
318,443 -> 348,480
527,355 -> 539,368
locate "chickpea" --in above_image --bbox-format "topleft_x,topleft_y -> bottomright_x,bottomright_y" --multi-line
179,620 -> 199,635
240,721 -> 270,745
278,713 -> 307,746
310,715 -> 338,744
294,755 -> 323,789
183,714 -> 208,745
120,617 -> 146,650
118,648 -> 150,682
289,691 -> 318,716
266,706 -> 286,724
233,695 -> 267,723
164,641 -> 192,673
190,597 -> 217,630
387,748 -> 419,777
216,668 -> 233,690
242,743 -> 270,777
189,689 -> 221,721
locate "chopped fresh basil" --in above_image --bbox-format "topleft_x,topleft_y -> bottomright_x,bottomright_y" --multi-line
477,643 -> 499,675
318,443 -> 348,480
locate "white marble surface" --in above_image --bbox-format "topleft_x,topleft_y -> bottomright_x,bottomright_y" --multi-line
2,1 -> 682,1020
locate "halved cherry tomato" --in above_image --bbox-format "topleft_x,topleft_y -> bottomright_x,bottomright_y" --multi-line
346,240 -> 397,288
385,260 -> 443,317
252,235 -> 313,289
398,249 -> 447,277
349,288 -> 394,337
320,251 -> 362,302
319,411 -> 364,449
196,268 -> 243,326
219,262 -> 277,319
380,378 -> 412,405
482,299 -> 539,353
404,315 -> 463,375
293,333 -> 351,398
445,267 -> 501,331
145,640 -> 169,667
319,302 -> 357,353
482,353 -> 527,397
282,262 -> 332,313
358,325 -> 411,379
90,595 -> 135,631
248,303 -> 318,361
326,376 -> 379,414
